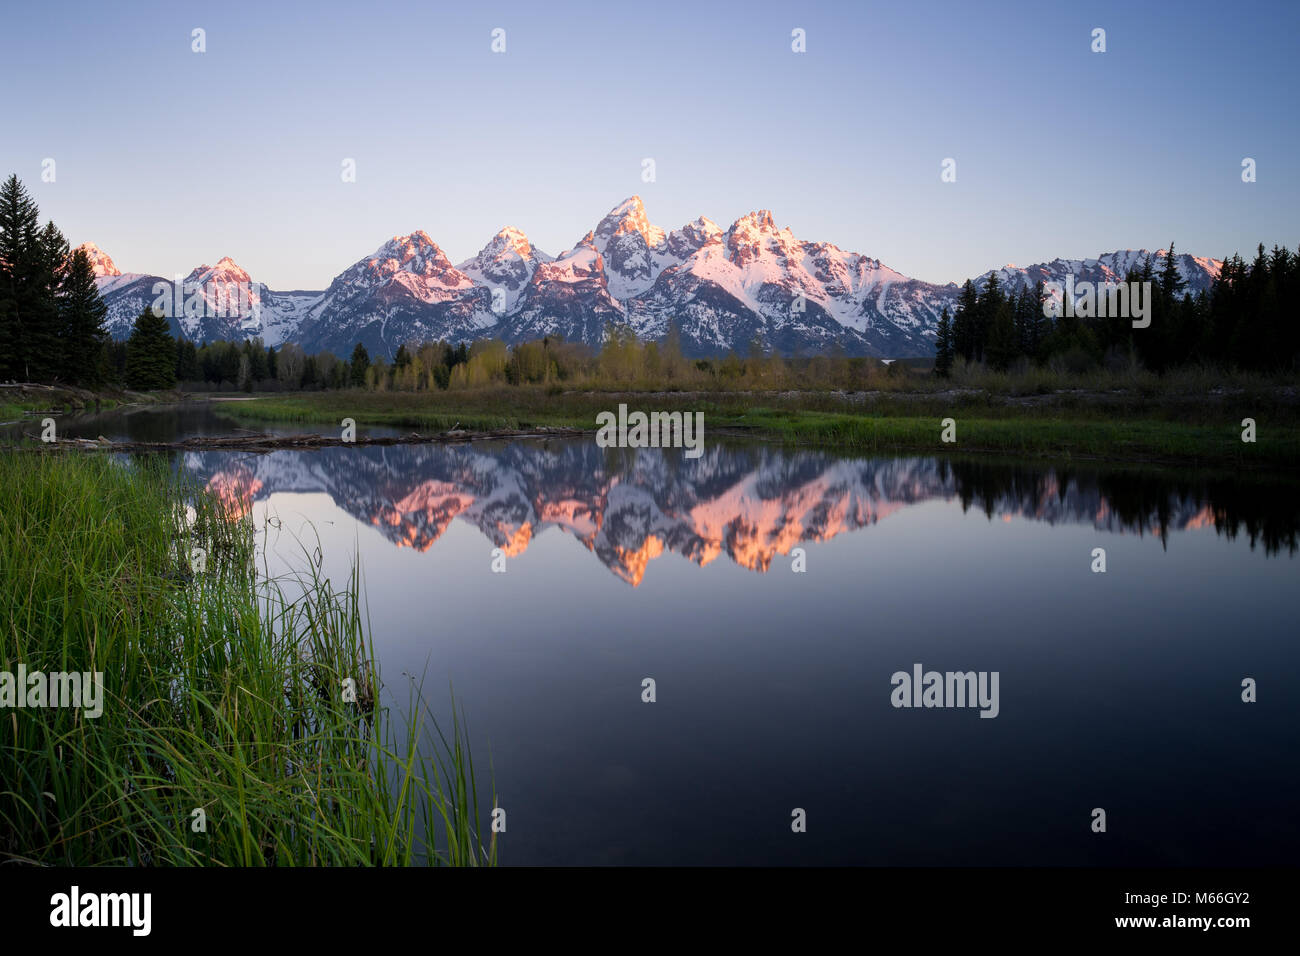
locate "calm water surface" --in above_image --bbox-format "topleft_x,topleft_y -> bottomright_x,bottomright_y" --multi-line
19,405 -> 1300,865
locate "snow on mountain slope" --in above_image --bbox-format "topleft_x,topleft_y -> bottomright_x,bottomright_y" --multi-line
88,250 -> 273,342
289,232 -> 495,356
624,208 -> 957,355
79,243 -> 171,334
94,273 -> 163,335
589,196 -> 674,300
978,249 -> 1222,296
84,203 -> 1227,359
455,227 -> 552,313
506,232 -> 627,344
77,242 -> 119,277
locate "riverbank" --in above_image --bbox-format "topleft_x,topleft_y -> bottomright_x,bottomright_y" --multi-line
209,386 -> 1300,471
20,424 -> 585,452
0,381 -> 178,423
0,451 -> 493,866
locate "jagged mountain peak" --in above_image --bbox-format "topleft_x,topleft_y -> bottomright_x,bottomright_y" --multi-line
729,209 -> 779,235
539,233 -> 604,278
670,216 -> 723,247
493,224 -> 530,247
605,196 -> 645,216
595,196 -> 666,248
360,231 -> 463,279
455,226 -> 553,312
686,214 -> 722,233
76,242 -> 120,277
476,225 -> 544,262
719,209 -> 802,273
187,257 -> 252,284
380,230 -> 441,254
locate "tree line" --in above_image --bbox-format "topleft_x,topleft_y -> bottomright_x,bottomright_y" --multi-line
0,175 -> 108,384
933,243 -> 1300,376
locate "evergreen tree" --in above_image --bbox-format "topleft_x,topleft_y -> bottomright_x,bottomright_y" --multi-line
221,341 -> 240,383
933,307 -> 954,377
975,271 -> 1004,364
327,354 -> 347,389
1011,287 -> 1028,358
248,338 -> 269,380
101,339 -> 128,385
59,246 -> 108,385
1027,280 -> 1050,361
124,308 -> 177,390
175,338 -> 200,382
33,222 -> 68,378
1159,242 -> 1185,307
349,342 -> 369,387
952,279 -> 979,362
986,297 -> 1017,371
0,175 -> 47,379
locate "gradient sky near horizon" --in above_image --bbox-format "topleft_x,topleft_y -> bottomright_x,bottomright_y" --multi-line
3,0 -> 1297,290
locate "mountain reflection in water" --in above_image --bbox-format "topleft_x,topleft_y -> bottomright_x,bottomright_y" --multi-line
184,440 -> 1298,586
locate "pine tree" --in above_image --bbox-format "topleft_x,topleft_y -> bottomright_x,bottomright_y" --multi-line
952,279 -> 979,362
1028,280 -> 1050,361
934,307 -> 954,377
31,222 -> 68,379
975,272 -> 1004,364
1159,242 -> 1185,306
175,338 -> 200,382
102,339 -> 128,385
1011,287 -> 1028,357
218,341 -> 240,383
59,246 -> 108,384
0,175 -> 46,379
349,343 -> 369,387
986,298 -> 1017,371
248,338 -> 269,380
124,308 -> 177,390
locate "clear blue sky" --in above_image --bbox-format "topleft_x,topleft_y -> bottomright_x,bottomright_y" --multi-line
3,0 -> 1296,289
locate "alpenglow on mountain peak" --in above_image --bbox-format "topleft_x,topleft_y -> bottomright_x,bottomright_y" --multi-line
83,196 -> 1223,360
76,241 -> 120,278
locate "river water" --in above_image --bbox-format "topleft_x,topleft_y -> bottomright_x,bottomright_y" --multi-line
16,403 -> 1298,865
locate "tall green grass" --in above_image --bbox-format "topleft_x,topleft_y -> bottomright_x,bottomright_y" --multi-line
0,450 -> 495,866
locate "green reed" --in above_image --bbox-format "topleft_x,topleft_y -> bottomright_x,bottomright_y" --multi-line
0,450 -> 495,866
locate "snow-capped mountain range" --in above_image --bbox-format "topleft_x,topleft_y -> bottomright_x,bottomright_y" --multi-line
81,198 -> 1224,359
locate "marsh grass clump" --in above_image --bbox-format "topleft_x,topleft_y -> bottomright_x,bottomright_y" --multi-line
0,450 -> 495,866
